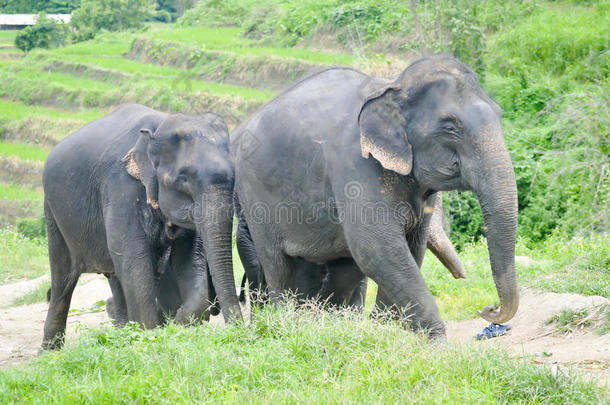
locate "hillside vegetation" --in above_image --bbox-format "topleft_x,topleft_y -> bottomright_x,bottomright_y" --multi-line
0,0 -> 608,401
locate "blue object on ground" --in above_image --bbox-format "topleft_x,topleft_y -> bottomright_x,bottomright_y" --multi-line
475,323 -> 513,340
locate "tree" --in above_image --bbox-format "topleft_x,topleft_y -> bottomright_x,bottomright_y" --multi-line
0,0 -> 81,14
70,0 -> 154,42
14,13 -> 68,53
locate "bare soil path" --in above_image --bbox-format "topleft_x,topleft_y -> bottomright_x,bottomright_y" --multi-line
448,288 -> 609,385
1,278 -> 608,387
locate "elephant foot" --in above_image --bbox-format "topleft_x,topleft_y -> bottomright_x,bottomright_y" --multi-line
105,297 -> 128,328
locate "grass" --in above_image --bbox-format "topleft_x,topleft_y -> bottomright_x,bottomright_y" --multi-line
419,234 -> 610,321
546,306 -> 610,335
546,309 -> 593,333
10,278 -> 51,307
0,228 -> 48,284
0,98 -> 105,122
11,66 -> 117,92
0,30 -> 17,41
0,142 -> 49,162
50,32 -> 134,57
0,303 -> 606,403
0,183 -> 43,202
150,26 -> 356,65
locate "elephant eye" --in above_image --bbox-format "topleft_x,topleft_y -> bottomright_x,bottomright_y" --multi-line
439,116 -> 462,139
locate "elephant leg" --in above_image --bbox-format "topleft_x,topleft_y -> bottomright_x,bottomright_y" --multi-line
157,269 -> 183,321
105,208 -> 160,328
170,234 -> 213,324
252,241 -> 296,303
318,258 -> 365,307
42,211 -> 79,350
105,274 -> 128,327
112,254 -> 159,328
293,258 -> 325,302
344,223 -> 445,338
347,277 -> 368,312
236,218 -> 266,304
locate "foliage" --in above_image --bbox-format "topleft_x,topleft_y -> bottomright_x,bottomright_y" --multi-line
70,0 -> 154,42
0,304 -> 607,402
155,0 -> 196,22
16,216 -> 47,239
0,0 -> 81,14
484,4 -> 610,242
0,228 -> 48,284
546,306 -> 610,335
182,0 -> 414,48
13,13 -> 68,53
546,309 -> 592,332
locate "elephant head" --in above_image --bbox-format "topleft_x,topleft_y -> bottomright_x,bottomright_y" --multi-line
122,113 -> 242,322
358,57 -> 518,324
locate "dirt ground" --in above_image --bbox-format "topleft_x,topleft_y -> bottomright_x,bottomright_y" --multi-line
1,277 -> 608,386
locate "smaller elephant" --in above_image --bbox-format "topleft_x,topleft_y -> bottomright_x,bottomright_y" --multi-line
42,104 -> 240,349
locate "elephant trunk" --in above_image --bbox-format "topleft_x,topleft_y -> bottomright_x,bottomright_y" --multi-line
195,186 -> 242,322
471,130 -> 519,324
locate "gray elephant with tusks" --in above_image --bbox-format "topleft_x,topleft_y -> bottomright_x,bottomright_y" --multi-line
232,57 -> 518,338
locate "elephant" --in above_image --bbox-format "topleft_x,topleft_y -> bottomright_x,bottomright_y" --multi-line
104,233 -> 220,327
236,191 -> 465,310
231,57 -> 519,338
42,103 -> 241,349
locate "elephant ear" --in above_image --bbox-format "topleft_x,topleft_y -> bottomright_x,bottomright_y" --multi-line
122,128 -> 159,209
358,84 -> 413,176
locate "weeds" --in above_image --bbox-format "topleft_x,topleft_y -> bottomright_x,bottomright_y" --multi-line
10,278 -> 51,306
0,303 -> 606,403
546,305 -> 610,335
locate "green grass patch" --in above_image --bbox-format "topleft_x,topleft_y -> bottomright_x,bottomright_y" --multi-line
50,55 -> 274,101
0,183 -> 43,202
10,278 -> 51,307
11,65 -> 117,92
0,30 -> 17,41
546,309 -> 592,333
0,304 -> 606,403
151,26 -> 355,65
0,228 -> 48,284
0,98 -> 104,122
546,305 -> 610,335
51,32 -> 134,58
420,234 -> 610,321
0,142 -> 49,162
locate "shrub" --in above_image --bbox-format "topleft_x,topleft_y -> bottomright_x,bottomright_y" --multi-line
0,0 -> 81,14
16,216 -> 47,239
155,0 -> 196,21
14,13 -> 68,53
70,0 -> 154,42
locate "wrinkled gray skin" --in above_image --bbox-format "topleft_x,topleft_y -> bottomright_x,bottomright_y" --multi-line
42,104 -> 241,349
232,57 -> 519,338
237,192 -> 465,310
104,233 -> 220,327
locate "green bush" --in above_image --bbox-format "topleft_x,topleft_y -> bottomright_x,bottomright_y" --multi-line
0,0 -> 81,14
70,0 -> 154,42
155,0 -> 196,22
14,13 -> 68,53
16,216 -> 47,239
